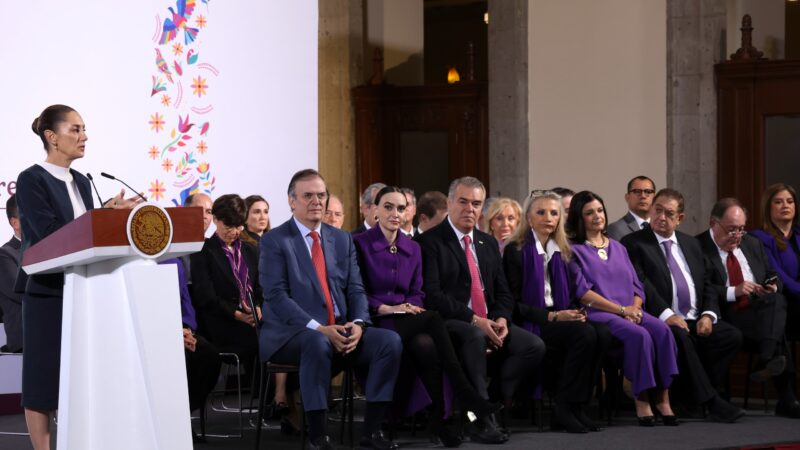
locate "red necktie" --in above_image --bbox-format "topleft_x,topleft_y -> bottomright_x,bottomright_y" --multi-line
726,251 -> 750,310
310,231 -> 336,325
463,235 -> 488,318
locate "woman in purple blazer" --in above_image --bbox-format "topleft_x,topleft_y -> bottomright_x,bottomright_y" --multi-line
565,191 -> 678,427
354,186 -> 498,447
752,183 -> 800,327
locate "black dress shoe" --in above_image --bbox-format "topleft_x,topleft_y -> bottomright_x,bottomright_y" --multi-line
637,416 -> 655,427
467,414 -> 508,444
750,355 -> 786,382
707,396 -> 745,423
571,405 -> 600,432
775,400 -> 800,419
430,424 -> 462,448
551,403 -> 588,433
306,435 -> 335,450
359,430 -> 399,450
660,415 -> 679,426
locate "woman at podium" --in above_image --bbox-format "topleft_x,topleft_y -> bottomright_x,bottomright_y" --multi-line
16,105 -> 138,449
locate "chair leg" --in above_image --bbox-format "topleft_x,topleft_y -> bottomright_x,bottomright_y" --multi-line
538,399 -> 544,433
348,368 -> 354,446
744,352 -> 754,410
254,364 -> 269,450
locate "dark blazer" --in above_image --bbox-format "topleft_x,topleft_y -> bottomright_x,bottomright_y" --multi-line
351,223 -> 367,235
0,237 -> 23,351
259,219 -> 370,362
417,219 -> 514,322
607,212 -> 641,241
696,231 -> 780,316
622,229 -> 719,319
15,164 -> 94,296
190,234 -> 263,337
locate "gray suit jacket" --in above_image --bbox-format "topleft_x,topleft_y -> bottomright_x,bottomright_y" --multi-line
0,237 -> 23,351
607,212 -> 642,241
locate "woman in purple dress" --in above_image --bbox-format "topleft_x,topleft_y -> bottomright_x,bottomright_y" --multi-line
354,186 -> 499,447
565,191 -> 678,427
751,183 -> 800,328
503,190 -> 609,433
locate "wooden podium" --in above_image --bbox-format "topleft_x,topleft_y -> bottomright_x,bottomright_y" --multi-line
21,206 -> 205,450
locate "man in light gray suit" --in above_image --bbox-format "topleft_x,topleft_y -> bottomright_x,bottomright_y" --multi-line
607,176 -> 656,241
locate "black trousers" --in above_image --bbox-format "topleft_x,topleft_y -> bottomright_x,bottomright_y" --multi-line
185,334 -> 222,412
670,320 -> 742,404
540,320 -> 611,403
726,293 -> 788,363
445,320 -> 545,401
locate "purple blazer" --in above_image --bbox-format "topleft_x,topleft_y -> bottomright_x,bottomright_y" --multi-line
751,228 -> 800,297
353,225 -> 425,313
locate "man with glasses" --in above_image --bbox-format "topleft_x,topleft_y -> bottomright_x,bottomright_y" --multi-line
259,169 -> 403,449
697,198 -> 800,419
607,176 -> 656,241
622,189 -> 744,422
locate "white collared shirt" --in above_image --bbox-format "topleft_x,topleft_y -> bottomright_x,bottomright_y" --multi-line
707,230 -> 756,302
448,217 -> 484,310
38,161 -> 87,219
293,217 -> 341,329
533,231 -> 560,308
363,220 -> 371,231
629,211 -> 650,230
653,232 -> 717,322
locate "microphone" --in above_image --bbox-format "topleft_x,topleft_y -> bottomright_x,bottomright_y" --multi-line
85,173 -> 107,209
100,172 -> 148,203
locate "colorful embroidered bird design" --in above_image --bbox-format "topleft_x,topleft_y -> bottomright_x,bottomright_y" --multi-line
159,0 -> 199,45
155,49 -> 174,84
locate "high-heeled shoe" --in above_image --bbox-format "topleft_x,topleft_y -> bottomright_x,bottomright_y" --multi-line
636,416 -> 655,427
660,415 -> 679,426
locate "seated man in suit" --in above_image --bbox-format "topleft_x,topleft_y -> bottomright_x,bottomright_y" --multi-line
607,176 -> 656,241
323,194 -> 345,229
415,191 -> 448,235
0,195 -> 23,353
418,176 -> 545,444
697,198 -> 800,418
352,182 -> 386,234
259,169 -> 402,450
621,189 -> 743,422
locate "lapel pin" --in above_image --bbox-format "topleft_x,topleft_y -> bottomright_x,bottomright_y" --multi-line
478,240 -> 483,245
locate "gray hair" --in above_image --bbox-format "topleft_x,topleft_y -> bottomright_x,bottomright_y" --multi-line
361,182 -> 387,206
448,176 -> 486,199
400,187 -> 416,206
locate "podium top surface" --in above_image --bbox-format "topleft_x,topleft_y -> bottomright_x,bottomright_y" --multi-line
22,207 -> 205,275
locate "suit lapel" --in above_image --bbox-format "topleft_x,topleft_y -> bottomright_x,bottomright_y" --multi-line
625,213 -> 639,233
208,238 -> 238,288
473,235 -> 491,293
677,233 -> 703,288
443,226 -> 469,275
739,238 -> 764,280
702,232 -> 728,283
322,228 -> 346,315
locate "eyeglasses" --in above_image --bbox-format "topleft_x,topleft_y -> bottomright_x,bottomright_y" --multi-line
714,221 -> 747,238
298,192 -> 329,203
629,189 -> 655,196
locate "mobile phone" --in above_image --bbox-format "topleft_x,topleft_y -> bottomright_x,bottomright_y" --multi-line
762,275 -> 778,287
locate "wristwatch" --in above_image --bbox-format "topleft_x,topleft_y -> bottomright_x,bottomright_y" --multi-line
618,306 -> 625,317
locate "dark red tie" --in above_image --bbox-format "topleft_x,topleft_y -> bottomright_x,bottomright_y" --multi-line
309,231 -> 335,325
726,251 -> 750,310
463,235 -> 488,318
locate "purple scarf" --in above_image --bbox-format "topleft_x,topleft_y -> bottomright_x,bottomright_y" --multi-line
221,238 -> 253,312
520,230 -> 571,336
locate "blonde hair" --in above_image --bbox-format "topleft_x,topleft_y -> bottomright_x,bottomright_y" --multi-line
508,190 -> 571,262
484,197 -> 522,239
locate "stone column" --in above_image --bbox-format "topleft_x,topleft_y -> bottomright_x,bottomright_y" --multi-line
319,0 -> 364,230
667,0 -> 726,233
487,0 -> 529,199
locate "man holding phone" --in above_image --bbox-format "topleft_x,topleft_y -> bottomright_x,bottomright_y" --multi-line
697,198 -> 800,419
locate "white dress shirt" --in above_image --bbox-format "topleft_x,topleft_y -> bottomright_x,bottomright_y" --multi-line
533,231 -> 560,308
448,217 -> 484,310
707,230 -> 756,302
629,211 -> 650,229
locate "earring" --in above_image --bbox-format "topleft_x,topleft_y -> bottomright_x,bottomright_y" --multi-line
374,215 -> 378,221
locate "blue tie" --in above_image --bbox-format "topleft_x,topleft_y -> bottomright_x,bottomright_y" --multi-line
662,240 -> 692,316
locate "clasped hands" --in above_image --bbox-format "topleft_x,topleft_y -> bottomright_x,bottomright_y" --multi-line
473,316 -> 509,354
376,302 -> 425,315
234,307 -> 262,326
619,304 -> 644,325
103,188 -> 146,209
317,322 -> 363,355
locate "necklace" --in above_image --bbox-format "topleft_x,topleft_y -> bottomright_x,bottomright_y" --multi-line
585,236 -> 608,260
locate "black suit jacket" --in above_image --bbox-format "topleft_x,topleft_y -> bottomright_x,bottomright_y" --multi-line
14,164 -> 94,296
622,229 -> 719,320
696,231 -> 780,317
351,223 -> 367,235
0,237 -> 23,351
191,234 -> 263,336
418,220 -> 514,322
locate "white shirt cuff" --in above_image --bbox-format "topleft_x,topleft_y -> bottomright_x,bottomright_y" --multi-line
307,319 -> 321,330
700,311 -> 718,323
659,308 -> 675,322
726,287 -> 736,302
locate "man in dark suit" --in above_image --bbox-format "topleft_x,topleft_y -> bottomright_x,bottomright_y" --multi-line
697,197 -> 800,418
622,189 -> 743,422
607,176 -> 656,241
259,169 -> 402,450
352,182 -> 386,235
418,176 -> 545,444
0,195 -> 23,352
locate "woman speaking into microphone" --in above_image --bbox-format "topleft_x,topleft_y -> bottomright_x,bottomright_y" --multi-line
15,104 -> 139,449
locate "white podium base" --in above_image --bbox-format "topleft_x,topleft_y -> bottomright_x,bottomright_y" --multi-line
57,258 -> 192,450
